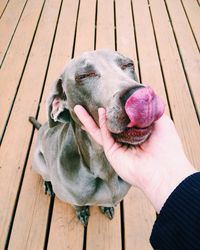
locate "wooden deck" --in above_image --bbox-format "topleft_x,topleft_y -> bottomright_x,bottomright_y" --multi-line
0,0 -> 199,249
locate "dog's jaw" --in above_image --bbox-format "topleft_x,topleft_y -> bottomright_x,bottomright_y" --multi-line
112,124 -> 153,146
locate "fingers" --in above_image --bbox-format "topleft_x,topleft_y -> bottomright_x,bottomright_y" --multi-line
74,105 -> 119,154
98,108 -> 118,153
74,105 -> 102,145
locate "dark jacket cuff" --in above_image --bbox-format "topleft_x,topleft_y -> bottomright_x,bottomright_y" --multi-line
150,172 -> 200,250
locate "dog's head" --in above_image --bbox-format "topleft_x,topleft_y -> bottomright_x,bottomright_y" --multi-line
48,49 -> 165,145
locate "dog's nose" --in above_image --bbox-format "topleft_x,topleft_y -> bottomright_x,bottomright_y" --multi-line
123,86 -> 165,128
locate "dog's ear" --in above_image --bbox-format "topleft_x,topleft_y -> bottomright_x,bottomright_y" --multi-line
47,76 -> 70,128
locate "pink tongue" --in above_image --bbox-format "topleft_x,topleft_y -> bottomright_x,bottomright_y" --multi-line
125,87 -> 165,128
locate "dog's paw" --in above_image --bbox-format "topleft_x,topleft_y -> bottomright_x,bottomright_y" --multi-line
100,206 -> 114,220
75,206 -> 90,227
43,181 -> 55,196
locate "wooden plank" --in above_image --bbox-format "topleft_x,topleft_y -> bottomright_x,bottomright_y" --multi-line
124,188 -> 155,250
74,0 -> 96,57
48,198 -> 84,250
0,0 -> 27,66
182,0 -> 200,46
132,0 -> 168,102
86,1 -> 121,249
8,151 -> 51,250
115,0 -> 138,74
165,0 -> 200,115
0,0 -> 45,138
116,0 -> 165,249
149,0 -> 200,168
0,0 -> 61,248
9,0 -> 81,249
0,0 -> 8,17
87,206 -> 121,250
95,0 -> 115,50
36,0 -> 80,119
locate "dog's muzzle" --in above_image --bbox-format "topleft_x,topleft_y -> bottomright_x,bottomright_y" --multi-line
113,86 -> 165,145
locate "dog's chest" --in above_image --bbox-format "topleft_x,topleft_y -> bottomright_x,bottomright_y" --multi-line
80,159 -> 130,206
55,156 -> 130,206
75,137 -> 131,206
89,173 -> 130,206
45,126 -> 131,206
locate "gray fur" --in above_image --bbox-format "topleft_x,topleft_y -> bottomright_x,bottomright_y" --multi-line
32,49 -> 142,223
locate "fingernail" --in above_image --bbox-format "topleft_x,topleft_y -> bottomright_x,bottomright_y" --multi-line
98,107 -> 105,115
74,105 -> 80,111
81,126 -> 86,131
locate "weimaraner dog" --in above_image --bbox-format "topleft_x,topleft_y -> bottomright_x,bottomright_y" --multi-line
30,49 -> 164,226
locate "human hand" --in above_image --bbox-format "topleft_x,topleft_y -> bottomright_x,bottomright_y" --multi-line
74,105 -> 197,212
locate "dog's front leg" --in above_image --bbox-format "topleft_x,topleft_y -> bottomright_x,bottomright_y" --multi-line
43,181 -> 55,196
100,206 -> 114,220
74,205 -> 90,226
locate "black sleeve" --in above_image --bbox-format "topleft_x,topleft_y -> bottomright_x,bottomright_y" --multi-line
150,172 -> 200,250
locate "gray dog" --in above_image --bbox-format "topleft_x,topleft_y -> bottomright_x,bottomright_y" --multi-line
30,49 -> 164,226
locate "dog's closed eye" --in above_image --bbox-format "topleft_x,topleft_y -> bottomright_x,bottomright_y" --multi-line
121,62 -> 134,71
75,72 -> 100,82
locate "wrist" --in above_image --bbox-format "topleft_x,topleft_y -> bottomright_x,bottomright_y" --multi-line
141,159 -> 197,213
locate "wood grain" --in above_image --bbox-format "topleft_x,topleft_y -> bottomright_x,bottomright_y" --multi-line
0,0 -> 61,248
150,0 -> 200,169
0,0 -> 27,65
165,0 -> 200,115
0,0 -> 45,137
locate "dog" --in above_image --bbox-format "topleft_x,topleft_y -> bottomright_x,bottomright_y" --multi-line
30,49 -> 164,226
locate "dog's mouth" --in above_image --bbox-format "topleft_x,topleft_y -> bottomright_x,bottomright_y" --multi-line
112,125 -> 153,145
109,86 -> 165,145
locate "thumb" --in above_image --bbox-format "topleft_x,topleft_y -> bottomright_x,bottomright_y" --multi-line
98,108 -> 120,155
